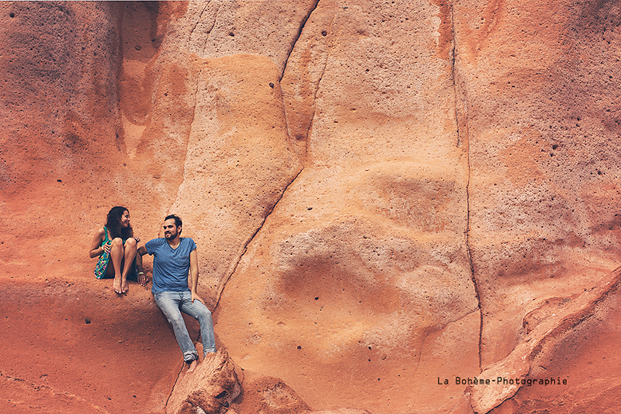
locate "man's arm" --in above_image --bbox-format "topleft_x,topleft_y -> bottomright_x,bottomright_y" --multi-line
135,252 -> 147,286
189,249 -> 205,303
136,242 -> 152,287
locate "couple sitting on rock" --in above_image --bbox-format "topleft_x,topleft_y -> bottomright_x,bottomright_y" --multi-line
89,206 -> 216,372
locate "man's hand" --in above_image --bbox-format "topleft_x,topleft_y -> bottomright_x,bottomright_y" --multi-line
137,272 -> 148,287
191,291 -> 205,304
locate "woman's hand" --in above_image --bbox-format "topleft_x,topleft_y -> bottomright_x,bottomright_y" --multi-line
102,242 -> 112,254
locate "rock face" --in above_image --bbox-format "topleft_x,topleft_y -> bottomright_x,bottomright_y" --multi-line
1,1 -> 620,414
216,2 -> 479,412
231,376 -> 311,414
0,280 -> 182,413
167,350 -> 241,414
453,0 -> 621,371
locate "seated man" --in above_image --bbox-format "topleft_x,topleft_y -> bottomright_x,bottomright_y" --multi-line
140,214 -> 216,372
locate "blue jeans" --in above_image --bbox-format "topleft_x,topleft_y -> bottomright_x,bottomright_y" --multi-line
154,291 -> 216,362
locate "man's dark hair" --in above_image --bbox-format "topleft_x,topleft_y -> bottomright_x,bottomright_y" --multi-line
165,214 -> 183,234
106,206 -> 133,240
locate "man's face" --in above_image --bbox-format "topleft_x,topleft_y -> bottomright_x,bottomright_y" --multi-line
163,219 -> 180,240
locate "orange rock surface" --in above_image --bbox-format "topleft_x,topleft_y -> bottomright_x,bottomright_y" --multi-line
1,1 -> 620,413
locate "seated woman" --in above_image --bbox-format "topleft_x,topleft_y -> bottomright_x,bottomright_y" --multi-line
89,206 -> 147,294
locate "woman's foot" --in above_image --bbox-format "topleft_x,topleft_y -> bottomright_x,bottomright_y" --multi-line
113,277 -> 122,294
121,278 -> 129,294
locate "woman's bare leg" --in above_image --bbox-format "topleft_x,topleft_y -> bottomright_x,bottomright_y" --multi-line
104,256 -> 116,278
121,238 -> 137,294
110,238 -> 125,294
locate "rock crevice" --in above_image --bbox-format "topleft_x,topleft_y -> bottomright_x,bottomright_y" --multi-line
448,0 -> 482,373
280,0 -> 321,81
214,166 -> 304,308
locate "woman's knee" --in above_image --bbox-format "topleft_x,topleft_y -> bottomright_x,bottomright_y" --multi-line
111,238 -> 124,248
125,238 -> 137,248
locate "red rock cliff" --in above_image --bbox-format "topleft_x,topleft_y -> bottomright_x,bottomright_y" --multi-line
1,1 -> 620,413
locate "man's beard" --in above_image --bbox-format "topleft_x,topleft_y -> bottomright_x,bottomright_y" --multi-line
165,231 -> 176,240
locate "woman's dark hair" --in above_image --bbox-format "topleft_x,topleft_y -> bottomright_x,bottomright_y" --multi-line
106,206 -> 133,240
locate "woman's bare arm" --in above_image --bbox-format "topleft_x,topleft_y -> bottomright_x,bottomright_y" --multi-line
89,228 -> 108,258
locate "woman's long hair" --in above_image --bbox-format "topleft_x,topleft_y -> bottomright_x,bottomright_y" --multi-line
105,206 -> 133,240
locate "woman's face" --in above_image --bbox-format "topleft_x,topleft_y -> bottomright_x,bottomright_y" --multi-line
120,210 -> 130,227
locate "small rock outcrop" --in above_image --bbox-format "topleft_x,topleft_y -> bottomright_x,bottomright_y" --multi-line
167,350 -> 242,414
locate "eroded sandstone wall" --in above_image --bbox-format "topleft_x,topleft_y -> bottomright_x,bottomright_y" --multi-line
1,1 -> 125,277
454,0 -> 621,370
1,1 -> 620,414
216,0 -> 479,412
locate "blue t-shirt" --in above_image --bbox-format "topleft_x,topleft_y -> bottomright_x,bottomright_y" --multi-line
145,238 -> 197,294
